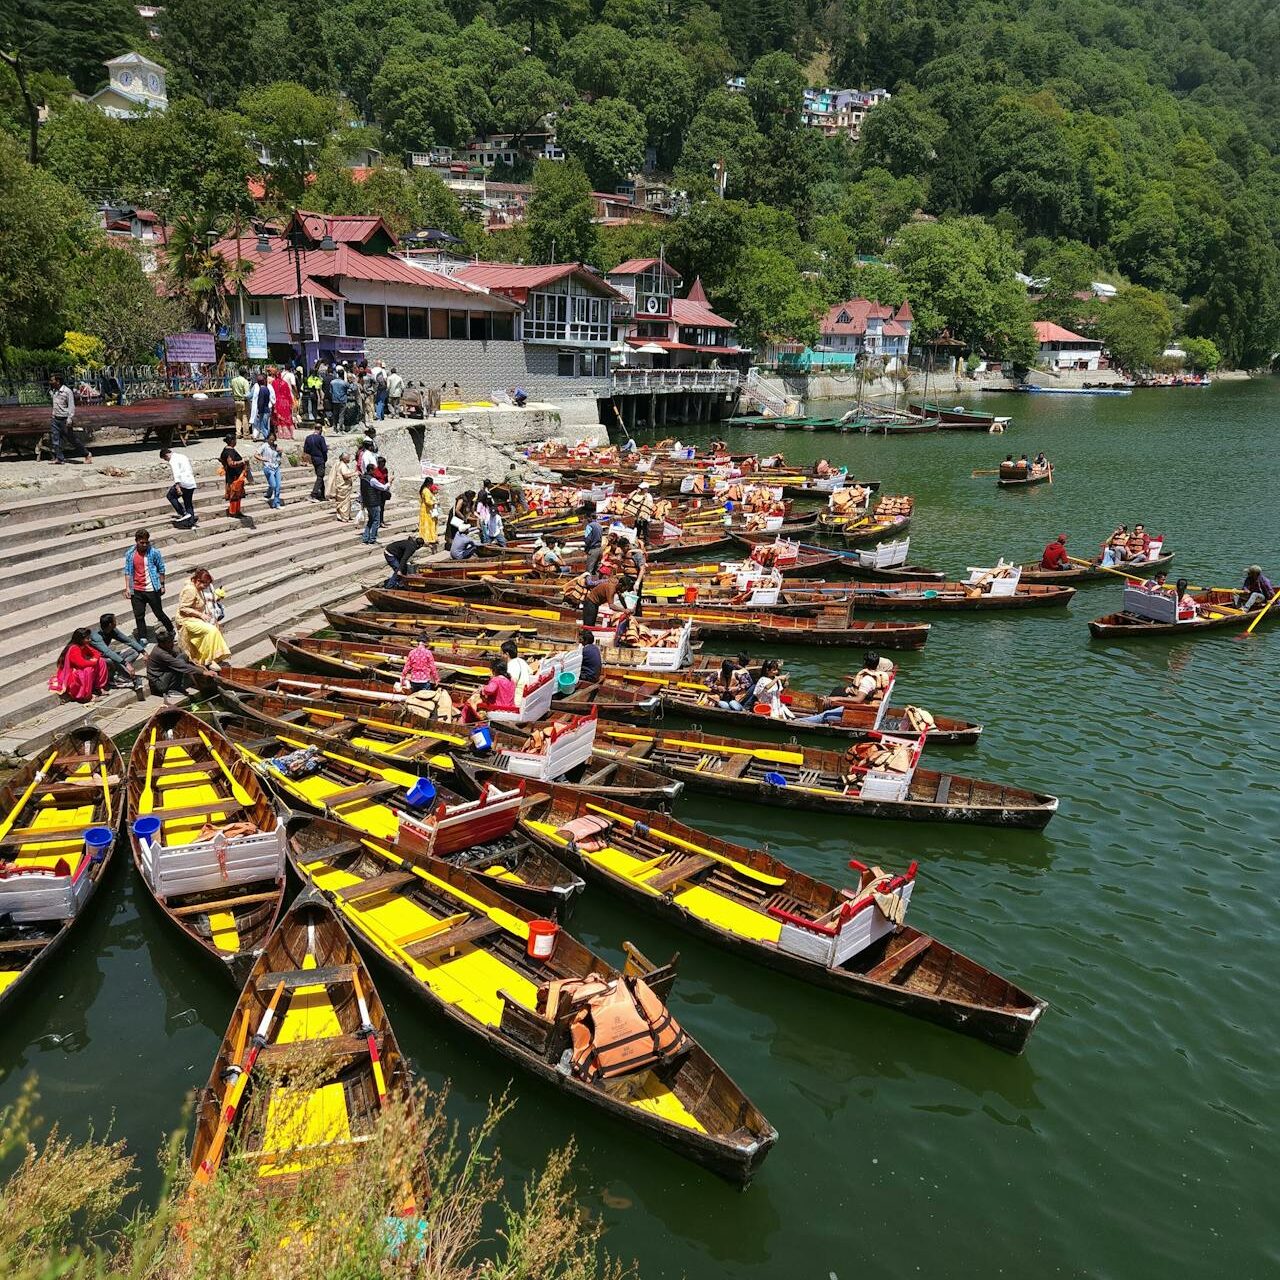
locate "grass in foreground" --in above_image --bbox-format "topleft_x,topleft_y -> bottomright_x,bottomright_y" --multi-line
0,1074 -> 634,1280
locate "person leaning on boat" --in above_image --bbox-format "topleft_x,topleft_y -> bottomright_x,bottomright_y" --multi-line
1239,565 -> 1274,611
1040,534 -> 1070,571
399,636 -> 439,693
835,651 -> 894,703
581,574 -> 633,628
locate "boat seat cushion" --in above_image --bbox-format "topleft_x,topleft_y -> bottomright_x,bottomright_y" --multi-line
556,815 -> 613,842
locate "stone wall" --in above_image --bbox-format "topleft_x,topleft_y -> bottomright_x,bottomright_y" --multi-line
364,337 -> 609,426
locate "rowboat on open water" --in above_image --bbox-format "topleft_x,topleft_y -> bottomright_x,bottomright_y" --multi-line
1088,585 -> 1277,638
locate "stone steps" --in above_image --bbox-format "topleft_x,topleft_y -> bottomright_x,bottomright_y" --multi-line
0,477 -> 410,757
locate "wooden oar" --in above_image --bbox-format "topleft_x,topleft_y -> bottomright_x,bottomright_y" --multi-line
970,469 -> 1001,477
96,743 -> 112,824
197,729 -> 255,808
192,981 -> 286,1186
0,748 -> 59,843
582,801 -> 786,887
138,728 -> 158,815
1242,588 -> 1280,636
350,969 -> 388,1106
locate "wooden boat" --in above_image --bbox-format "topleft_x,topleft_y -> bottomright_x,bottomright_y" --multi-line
588,724 -> 1059,829
908,400 -> 1007,431
485,576 -> 851,617
367,588 -> 933,649
1018,552 -> 1175,586
0,728 -> 123,1010
561,667 -> 983,745
517,784 -> 1046,1052
189,890 -> 426,1207
998,461 -> 1053,487
288,815 -> 778,1182
860,416 -> 941,435
819,543 -> 944,582
126,710 -> 286,982
724,537 -> 845,577
816,499 -> 914,546
215,711 -> 584,914
1088,587 -> 1275,638
215,671 -> 682,808
840,580 -> 1077,610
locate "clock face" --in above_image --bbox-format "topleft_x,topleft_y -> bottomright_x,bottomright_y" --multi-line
147,73 -> 160,90
119,70 -> 133,85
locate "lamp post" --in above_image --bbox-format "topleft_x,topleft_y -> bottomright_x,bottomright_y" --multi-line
256,213 -> 336,376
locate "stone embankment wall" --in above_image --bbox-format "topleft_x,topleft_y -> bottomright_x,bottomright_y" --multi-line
365,337 -> 608,426
375,407 -> 610,509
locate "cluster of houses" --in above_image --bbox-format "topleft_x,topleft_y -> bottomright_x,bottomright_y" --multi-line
725,78 -> 891,140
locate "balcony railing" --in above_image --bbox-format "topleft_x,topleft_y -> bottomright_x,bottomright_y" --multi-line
611,367 -> 744,394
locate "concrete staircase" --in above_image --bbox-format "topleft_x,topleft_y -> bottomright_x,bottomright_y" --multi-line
0,480 -> 395,757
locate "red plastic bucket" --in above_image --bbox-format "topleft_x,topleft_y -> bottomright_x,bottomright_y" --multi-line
526,919 -> 559,960
684,585 -> 699,603
753,703 -> 772,715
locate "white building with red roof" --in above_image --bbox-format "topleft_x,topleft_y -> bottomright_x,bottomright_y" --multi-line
1033,321 -> 1102,371
818,297 -> 913,362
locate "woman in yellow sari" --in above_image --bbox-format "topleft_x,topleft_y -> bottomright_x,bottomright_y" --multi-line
176,568 -> 231,670
417,477 -> 439,550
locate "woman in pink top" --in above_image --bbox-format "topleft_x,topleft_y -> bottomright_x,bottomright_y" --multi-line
270,367 -> 295,438
461,656 -> 516,723
399,639 -> 439,692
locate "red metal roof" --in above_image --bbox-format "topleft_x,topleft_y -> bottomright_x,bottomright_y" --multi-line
456,262 -> 624,299
609,258 -> 681,277
211,237 -> 485,299
686,276 -> 709,304
292,210 -> 393,246
671,298 -> 736,329
1033,321 -> 1095,344
821,297 -> 914,336
625,337 -> 694,350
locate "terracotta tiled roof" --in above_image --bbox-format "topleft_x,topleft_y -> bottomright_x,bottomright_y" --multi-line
1033,321 -> 1095,344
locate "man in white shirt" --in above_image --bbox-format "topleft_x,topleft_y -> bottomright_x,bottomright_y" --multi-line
159,446 -> 198,527
386,367 -> 404,417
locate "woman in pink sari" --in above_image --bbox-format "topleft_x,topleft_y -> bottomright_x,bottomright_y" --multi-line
50,628 -> 108,702
270,367 -> 295,438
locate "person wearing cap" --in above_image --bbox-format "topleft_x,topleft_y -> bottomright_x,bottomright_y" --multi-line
1239,565 -> 1275,612
623,480 -> 656,544
1040,534 -> 1070,571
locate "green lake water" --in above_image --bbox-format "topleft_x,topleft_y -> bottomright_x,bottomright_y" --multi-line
2,380 -> 1277,1277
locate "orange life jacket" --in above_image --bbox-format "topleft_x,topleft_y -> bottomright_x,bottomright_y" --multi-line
562,975 -> 687,1081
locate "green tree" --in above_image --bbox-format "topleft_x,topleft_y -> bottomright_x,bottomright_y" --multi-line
744,51 -> 805,132
1,0 -> 147,95
1094,285 -> 1174,371
491,61 -> 564,147
410,170 -> 467,239
892,217 -> 1037,363
558,24 -> 632,99
526,158 -> 598,264
251,0 -> 335,96
599,0 -> 664,38
371,57 -> 470,159
556,97 -> 645,190
0,135 -> 93,354
621,39 -> 697,169
1179,336 -> 1221,371
858,92 -> 945,180
1030,240 -> 1102,330
238,82 -> 342,204
37,101 -> 140,202
64,240 -> 183,362
158,0 -> 255,106
677,4 -> 735,94
165,211 -> 255,332
675,89 -> 763,198
667,197 -> 747,297
722,246 -> 821,349
839,168 -> 926,252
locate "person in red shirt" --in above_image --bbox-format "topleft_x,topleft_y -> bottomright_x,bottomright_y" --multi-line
1040,534 -> 1070,571
461,656 -> 517,724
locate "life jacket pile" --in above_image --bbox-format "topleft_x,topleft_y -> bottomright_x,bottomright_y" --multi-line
874,495 -> 912,519
544,973 -> 688,1082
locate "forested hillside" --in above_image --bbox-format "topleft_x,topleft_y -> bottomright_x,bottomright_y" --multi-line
3,0 -> 1279,367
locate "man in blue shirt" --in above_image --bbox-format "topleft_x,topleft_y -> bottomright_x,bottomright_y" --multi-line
327,366 -> 348,428
121,528 -> 172,641
303,421 -> 329,500
579,499 -> 603,577
578,629 -> 602,684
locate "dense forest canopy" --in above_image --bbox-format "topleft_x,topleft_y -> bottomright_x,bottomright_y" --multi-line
2,0 -> 1279,366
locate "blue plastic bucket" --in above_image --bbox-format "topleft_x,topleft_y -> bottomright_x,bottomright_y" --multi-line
763,771 -> 788,787
84,826 -> 114,861
470,725 -> 493,753
132,815 -> 161,842
404,778 -> 437,808
557,671 -> 578,693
